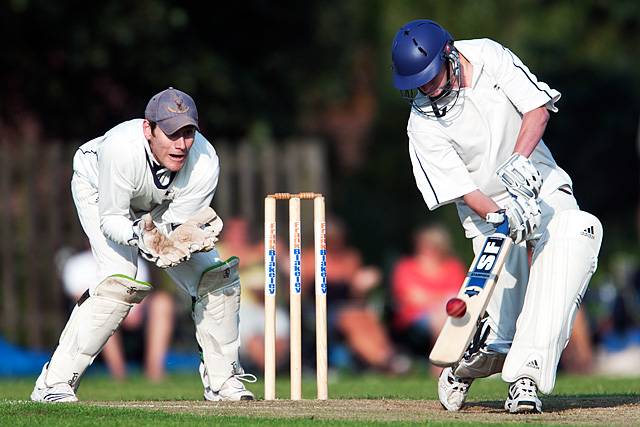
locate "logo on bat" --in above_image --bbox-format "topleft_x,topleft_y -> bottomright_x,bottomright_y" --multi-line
464,236 -> 504,297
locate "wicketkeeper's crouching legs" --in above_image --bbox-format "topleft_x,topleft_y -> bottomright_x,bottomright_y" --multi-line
186,256 -> 255,401
31,276 -> 152,402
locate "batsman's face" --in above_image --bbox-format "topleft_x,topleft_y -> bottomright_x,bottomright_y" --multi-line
419,65 -> 448,98
144,121 -> 196,172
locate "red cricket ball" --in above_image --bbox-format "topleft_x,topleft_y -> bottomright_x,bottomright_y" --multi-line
446,297 -> 467,318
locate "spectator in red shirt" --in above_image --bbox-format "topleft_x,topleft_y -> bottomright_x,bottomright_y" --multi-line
391,224 -> 466,364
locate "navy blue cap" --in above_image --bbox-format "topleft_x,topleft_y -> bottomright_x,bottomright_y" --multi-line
145,87 -> 199,135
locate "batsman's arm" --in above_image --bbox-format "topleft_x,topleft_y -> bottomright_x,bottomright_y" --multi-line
462,190 -> 500,218
495,107 -> 548,200
512,106 -> 549,158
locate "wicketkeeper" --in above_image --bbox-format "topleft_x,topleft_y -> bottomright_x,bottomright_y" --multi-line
391,20 -> 602,413
31,87 -> 255,402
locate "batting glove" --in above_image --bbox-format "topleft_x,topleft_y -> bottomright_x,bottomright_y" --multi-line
496,153 -> 542,200
486,196 -> 541,244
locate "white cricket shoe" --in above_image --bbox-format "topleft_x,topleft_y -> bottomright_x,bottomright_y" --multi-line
504,377 -> 542,413
31,382 -> 78,403
203,374 -> 257,401
31,363 -> 78,403
438,367 -> 474,411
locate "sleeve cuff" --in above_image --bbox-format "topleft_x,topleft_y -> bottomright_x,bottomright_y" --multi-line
519,91 -> 561,114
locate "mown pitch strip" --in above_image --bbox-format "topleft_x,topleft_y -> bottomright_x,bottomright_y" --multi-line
93,397 -> 640,425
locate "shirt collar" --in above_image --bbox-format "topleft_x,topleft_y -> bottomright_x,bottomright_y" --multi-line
144,140 -> 176,190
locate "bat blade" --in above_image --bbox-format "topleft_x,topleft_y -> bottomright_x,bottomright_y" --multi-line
429,231 -> 513,367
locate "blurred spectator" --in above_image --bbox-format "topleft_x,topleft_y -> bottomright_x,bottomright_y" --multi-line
216,218 -> 290,373
390,224 -> 466,361
590,256 -> 640,375
559,308 -> 594,374
302,216 -> 409,374
390,223 -> 597,375
60,249 -> 174,382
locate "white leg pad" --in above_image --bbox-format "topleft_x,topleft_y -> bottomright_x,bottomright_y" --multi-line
193,257 -> 243,391
502,210 -> 602,393
38,275 -> 152,389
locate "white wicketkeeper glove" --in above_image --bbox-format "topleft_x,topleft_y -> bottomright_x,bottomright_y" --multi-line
496,153 -> 542,199
169,207 -> 223,253
132,214 -> 191,268
486,195 -> 541,244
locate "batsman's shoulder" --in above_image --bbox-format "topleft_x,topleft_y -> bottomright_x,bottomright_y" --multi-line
456,38 -> 504,66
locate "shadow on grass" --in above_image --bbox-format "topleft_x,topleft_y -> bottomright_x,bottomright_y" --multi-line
467,394 -> 640,412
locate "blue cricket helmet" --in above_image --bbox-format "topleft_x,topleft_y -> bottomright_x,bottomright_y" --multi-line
391,20 -> 453,90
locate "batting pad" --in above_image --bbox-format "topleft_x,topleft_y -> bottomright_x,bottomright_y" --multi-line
502,210 -> 601,393
41,275 -> 152,389
193,257 -> 243,390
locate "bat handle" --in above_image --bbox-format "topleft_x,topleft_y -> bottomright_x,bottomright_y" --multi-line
495,211 -> 510,236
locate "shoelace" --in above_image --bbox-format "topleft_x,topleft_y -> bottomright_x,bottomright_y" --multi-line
510,378 -> 537,397
234,373 -> 257,384
448,372 -> 472,392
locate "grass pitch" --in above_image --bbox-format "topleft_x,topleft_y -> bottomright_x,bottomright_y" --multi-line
1,371 -> 639,426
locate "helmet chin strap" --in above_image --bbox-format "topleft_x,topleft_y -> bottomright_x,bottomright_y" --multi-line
429,65 -> 451,117
426,44 -> 462,118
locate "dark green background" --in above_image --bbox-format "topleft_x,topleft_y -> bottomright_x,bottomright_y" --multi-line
2,0 -> 638,269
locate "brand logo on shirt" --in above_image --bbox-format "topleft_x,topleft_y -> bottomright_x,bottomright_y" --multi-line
163,190 -> 175,201
580,226 -> 595,240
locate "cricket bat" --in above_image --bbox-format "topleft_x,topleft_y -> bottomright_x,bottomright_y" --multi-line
429,221 -> 513,367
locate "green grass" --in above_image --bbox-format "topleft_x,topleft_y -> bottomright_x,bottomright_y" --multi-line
1,372 -> 639,426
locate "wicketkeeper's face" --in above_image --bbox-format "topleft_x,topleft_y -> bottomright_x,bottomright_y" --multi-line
145,121 -> 196,172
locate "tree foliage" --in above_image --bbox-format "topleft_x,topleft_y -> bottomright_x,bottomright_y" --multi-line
2,0 -> 638,261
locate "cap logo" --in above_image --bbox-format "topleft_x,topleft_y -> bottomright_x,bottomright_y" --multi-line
167,95 -> 190,114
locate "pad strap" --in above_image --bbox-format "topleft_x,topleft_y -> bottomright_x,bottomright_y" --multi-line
94,274 -> 153,304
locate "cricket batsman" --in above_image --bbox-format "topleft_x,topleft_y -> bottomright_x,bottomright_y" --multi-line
31,87 -> 255,402
391,20 -> 602,413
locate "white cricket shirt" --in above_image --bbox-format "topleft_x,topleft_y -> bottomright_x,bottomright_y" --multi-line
73,119 -> 220,245
407,38 -> 572,237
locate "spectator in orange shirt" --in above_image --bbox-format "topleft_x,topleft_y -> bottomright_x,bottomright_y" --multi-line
391,224 -> 466,360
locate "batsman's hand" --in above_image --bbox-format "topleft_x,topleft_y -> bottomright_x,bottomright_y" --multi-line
496,153 -> 542,200
170,207 -> 223,253
133,214 -> 191,268
486,195 -> 541,244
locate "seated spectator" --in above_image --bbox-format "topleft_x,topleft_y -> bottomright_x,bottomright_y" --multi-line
60,249 -> 174,381
301,216 -> 409,374
390,224 -> 466,360
216,218 -> 290,373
